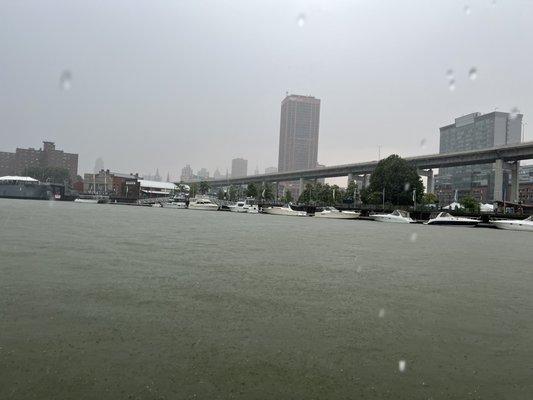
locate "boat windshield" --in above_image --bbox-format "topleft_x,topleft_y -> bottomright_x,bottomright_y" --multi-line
393,210 -> 409,218
439,212 -> 452,218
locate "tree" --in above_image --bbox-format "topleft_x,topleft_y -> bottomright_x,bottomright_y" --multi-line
246,183 -> 258,199
217,188 -> 225,200
189,183 -> 198,198
362,155 -> 424,205
282,189 -> 293,204
461,195 -> 480,212
261,182 -> 275,200
23,166 -> 70,184
199,181 -> 210,195
228,185 -> 238,201
422,193 -> 439,205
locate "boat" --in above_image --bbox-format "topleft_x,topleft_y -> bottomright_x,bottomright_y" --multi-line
247,204 -> 260,214
371,209 -> 414,223
162,201 -> 187,209
0,176 -> 52,200
490,216 -> 533,232
314,207 -> 361,219
229,200 -> 251,213
262,204 -> 307,217
188,197 -> 219,211
74,194 -> 109,204
425,212 -> 479,226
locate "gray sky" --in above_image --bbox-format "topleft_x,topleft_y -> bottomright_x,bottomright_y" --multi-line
1,0 -> 532,180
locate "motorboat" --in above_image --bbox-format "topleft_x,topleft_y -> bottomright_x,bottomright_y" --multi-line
314,207 -> 361,219
425,212 -> 479,226
162,201 -> 187,209
188,197 -> 219,211
74,194 -> 108,204
491,216 -> 533,232
229,200 -> 251,213
263,205 -> 307,217
371,210 -> 414,223
247,204 -> 260,214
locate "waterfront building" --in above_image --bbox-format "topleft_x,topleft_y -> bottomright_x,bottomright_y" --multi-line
231,158 -> 248,178
0,141 -> 78,179
83,170 -> 140,198
278,94 -> 321,172
436,111 -> 523,202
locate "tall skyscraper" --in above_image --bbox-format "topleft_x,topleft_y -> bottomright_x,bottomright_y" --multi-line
436,111 -> 523,201
231,158 -> 248,178
278,94 -> 321,172
180,164 -> 194,182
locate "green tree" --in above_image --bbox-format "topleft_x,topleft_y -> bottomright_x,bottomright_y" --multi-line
422,193 -> 439,205
199,181 -> 210,195
282,189 -> 293,204
228,185 -> 238,201
217,188 -> 225,200
460,195 -> 480,212
298,183 -> 315,204
23,166 -> 70,183
189,183 -> 198,198
261,182 -> 275,200
246,183 -> 258,199
362,155 -> 424,205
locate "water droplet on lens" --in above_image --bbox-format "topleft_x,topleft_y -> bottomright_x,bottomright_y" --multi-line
399,360 -> 406,372
409,232 -> 418,243
468,67 -> 477,80
378,308 -> 386,318
59,70 -> 72,91
491,0 -> 497,7
446,69 -> 454,80
404,182 -> 411,191
420,138 -> 427,148
448,79 -> 456,91
510,107 -> 520,120
296,13 -> 306,27
464,5 -> 471,15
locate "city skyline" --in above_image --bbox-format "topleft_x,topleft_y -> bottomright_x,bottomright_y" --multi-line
2,1 -> 533,177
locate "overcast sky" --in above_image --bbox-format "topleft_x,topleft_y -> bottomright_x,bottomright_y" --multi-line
1,0 -> 532,180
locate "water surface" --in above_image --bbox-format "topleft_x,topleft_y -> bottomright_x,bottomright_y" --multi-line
0,199 -> 531,399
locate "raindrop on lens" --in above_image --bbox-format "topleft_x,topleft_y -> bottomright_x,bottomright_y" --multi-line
468,67 -> 477,80
399,360 -> 406,372
378,308 -> 385,318
446,69 -> 454,80
464,5 -> 471,15
59,70 -> 72,91
448,79 -> 456,91
404,182 -> 411,191
296,13 -> 306,27
410,232 -> 418,243
420,138 -> 427,148
510,107 -> 520,120
491,0 -> 497,7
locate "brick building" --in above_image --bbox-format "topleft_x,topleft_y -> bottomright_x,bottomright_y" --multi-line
0,141 -> 78,179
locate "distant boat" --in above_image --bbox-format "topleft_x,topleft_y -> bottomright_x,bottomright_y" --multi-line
491,216 -> 533,232
229,200 -> 250,213
74,194 -> 108,204
263,205 -> 307,217
162,201 -> 187,209
0,176 -> 52,200
371,210 -> 414,223
188,197 -> 219,211
425,212 -> 479,226
314,207 -> 361,219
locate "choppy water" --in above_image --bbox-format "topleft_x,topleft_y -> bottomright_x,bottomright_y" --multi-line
1,199 -> 532,399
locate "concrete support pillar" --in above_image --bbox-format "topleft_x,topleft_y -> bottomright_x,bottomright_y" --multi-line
510,161 -> 520,203
275,182 -> 279,201
427,169 -> 435,194
363,174 -> 371,188
493,159 -> 504,202
347,173 -> 354,188
299,177 -> 304,195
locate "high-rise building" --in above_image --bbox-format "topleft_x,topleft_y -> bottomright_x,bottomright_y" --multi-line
180,164 -> 194,182
231,158 -> 248,178
198,168 -> 209,179
436,111 -> 523,201
278,94 -> 321,172
0,141 -> 78,179
213,168 -> 222,179
265,166 -> 278,174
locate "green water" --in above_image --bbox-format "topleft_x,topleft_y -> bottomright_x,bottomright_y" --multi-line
0,199 -> 532,399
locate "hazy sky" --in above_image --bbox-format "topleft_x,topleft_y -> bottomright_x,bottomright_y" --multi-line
1,0 -> 532,180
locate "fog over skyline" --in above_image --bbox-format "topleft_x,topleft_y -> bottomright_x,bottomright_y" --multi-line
1,0 -> 532,179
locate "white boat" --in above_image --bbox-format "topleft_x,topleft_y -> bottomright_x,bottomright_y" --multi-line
314,207 -> 361,219
229,200 -> 251,213
491,216 -> 533,232
188,197 -> 219,211
74,194 -> 108,204
263,205 -> 307,217
162,201 -> 187,209
425,212 -> 479,226
247,204 -> 260,214
371,210 -> 414,223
